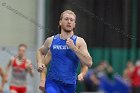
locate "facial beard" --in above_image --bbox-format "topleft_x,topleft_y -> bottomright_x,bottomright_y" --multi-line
18,54 -> 24,60
63,27 -> 74,33
60,25 -> 75,33
64,29 -> 72,33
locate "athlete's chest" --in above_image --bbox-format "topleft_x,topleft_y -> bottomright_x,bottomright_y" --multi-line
52,41 -> 69,50
12,59 -> 27,71
50,41 -> 70,56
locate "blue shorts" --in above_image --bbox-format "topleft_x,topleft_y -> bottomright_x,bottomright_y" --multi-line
45,79 -> 76,93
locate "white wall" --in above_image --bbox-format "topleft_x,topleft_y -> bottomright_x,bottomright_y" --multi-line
0,0 -> 37,48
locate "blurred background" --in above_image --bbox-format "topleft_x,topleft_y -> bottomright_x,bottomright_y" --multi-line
0,0 -> 140,93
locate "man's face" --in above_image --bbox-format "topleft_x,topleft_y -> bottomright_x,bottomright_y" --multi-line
18,46 -> 26,58
60,13 -> 76,32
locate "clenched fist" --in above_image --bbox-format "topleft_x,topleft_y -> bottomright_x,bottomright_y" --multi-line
37,63 -> 46,72
78,73 -> 85,82
66,38 -> 77,50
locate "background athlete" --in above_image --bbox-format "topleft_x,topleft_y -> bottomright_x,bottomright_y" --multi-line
37,10 -> 93,93
6,44 -> 34,93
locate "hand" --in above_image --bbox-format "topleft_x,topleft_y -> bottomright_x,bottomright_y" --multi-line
78,73 -> 85,82
4,74 -> 8,83
39,80 -> 45,91
66,38 -> 77,50
37,63 -> 46,72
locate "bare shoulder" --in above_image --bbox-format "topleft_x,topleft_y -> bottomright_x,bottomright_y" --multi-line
26,59 -> 32,64
10,56 -> 15,62
25,59 -> 32,69
44,36 -> 54,48
76,37 -> 86,46
39,36 -> 54,54
46,36 -> 54,42
8,56 -> 15,65
25,59 -> 32,67
77,37 -> 85,41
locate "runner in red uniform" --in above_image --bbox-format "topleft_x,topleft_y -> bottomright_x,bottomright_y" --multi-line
5,44 -> 34,93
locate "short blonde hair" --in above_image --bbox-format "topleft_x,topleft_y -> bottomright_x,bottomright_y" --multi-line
60,10 -> 76,20
18,43 -> 27,49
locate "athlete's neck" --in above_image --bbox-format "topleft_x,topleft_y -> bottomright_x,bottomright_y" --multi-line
60,30 -> 74,40
17,56 -> 25,61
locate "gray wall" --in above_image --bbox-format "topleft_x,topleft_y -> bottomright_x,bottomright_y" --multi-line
0,0 -> 37,48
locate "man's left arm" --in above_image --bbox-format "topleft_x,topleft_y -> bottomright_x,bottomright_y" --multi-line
66,37 -> 93,67
78,62 -> 88,82
26,60 -> 34,77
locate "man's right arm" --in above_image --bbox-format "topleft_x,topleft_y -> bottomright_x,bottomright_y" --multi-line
40,49 -> 52,82
36,41 -> 48,69
42,50 -> 52,65
37,36 -> 53,91
6,57 -> 13,74
5,57 -> 13,83
36,36 -> 53,71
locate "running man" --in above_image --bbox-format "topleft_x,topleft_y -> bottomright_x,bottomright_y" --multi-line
37,10 -> 93,93
6,44 -> 34,93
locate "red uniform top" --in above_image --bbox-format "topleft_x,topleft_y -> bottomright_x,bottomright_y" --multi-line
11,58 -> 27,87
12,58 -> 26,69
131,66 -> 140,86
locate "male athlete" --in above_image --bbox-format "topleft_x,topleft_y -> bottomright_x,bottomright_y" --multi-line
37,10 -> 93,93
6,44 -> 34,93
